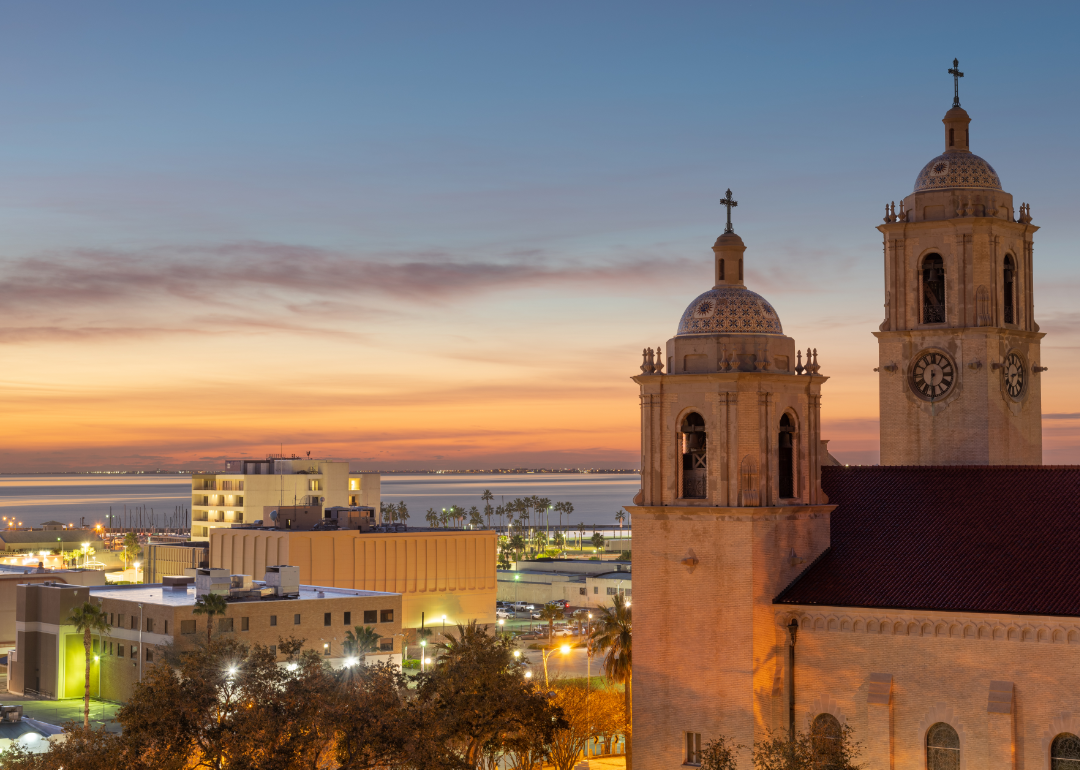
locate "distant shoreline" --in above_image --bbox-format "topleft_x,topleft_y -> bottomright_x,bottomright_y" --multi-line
0,469 -> 641,477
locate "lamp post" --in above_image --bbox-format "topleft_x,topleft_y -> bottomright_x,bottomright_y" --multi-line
134,561 -> 141,584
420,639 -> 427,672
539,643 -> 571,688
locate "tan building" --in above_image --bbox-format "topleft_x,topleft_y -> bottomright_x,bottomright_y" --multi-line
190,457 -> 380,541
211,527 -> 497,629
631,66 -> 1080,770
9,574 -> 402,702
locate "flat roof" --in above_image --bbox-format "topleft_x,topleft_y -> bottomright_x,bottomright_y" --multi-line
87,583 -> 399,608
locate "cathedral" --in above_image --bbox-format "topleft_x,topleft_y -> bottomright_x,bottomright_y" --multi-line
631,63 -> 1079,770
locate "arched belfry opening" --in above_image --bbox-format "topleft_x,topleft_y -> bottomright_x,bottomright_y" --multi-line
779,413 -> 796,499
921,254 -> 945,324
680,412 -> 707,499
1003,254 -> 1016,324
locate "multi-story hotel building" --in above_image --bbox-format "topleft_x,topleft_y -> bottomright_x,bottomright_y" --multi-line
190,457 -> 380,541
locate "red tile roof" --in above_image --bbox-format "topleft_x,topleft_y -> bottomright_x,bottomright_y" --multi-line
775,465 -> 1080,617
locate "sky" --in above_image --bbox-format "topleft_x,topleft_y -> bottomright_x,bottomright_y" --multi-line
1,2 -> 1079,471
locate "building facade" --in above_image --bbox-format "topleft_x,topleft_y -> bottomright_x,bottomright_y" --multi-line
190,458 -> 380,541
210,527 -> 497,629
631,68 -> 1075,770
10,577 -> 402,702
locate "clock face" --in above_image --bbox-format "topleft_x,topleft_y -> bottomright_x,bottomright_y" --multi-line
1004,352 -> 1026,398
910,350 -> 955,400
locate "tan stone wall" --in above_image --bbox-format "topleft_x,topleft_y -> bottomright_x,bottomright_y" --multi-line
778,605 -> 1080,770
629,505 -> 831,769
210,529 -> 497,629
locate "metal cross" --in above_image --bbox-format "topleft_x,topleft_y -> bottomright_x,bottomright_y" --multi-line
948,58 -> 964,107
720,188 -> 738,234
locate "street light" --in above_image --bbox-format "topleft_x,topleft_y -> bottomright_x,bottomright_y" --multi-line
420,640 -> 427,672
539,643 -> 571,688
133,561 -> 141,583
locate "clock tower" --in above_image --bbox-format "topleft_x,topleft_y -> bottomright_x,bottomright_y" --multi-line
875,61 -> 1043,465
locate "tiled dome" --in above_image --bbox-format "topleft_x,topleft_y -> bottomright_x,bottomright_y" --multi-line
676,286 -> 783,336
914,151 -> 1001,192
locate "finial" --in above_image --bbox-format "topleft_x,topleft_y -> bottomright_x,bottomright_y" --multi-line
640,348 -> 650,374
720,188 -> 738,234
948,58 -> 964,108
795,349 -> 804,375
654,347 -> 664,374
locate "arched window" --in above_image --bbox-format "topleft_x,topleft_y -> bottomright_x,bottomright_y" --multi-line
922,254 -> 946,324
779,413 -> 796,499
680,412 -> 707,499
739,455 -> 759,507
719,259 -> 725,280
1052,733 -> 1080,770
1003,255 -> 1016,324
949,128 -> 955,147
810,713 -> 842,768
926,722 -> 960,770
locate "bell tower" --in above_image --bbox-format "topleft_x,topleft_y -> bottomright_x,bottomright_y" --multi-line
875,61 -> 1044,465
630,192 -> 836,769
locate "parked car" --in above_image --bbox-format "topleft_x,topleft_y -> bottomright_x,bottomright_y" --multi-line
551,627 -> 574,637
496,609 -> 513,619
530,611 -> 542,620
572,608 -> 591,618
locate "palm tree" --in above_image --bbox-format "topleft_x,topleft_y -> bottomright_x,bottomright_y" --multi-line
552,532 -> 565,551
495,504 -> 505,531
591,532 -> 606,553
468,506 -> 483,529
578,522 -> 586,552
382,501 -> 397,524
532,530 -> 548,554
481,489 -> 494,526
192,593 -> 228,643
539,604 -> 563,640
343,625 -> 382,663
426,508 -> 439,527
591,594 -> 633,769
439,508 -> 451,528
509,533 -> 527,561
67,602 -> 110,729
537,496 -> 552,537
616,509 -> 626,528
397,500 -> 410,524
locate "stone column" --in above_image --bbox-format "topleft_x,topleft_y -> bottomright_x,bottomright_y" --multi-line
727,393 -> 738,506
866,673 -> 892,770
764,393 -> 776,506
986,680 -> 1015,770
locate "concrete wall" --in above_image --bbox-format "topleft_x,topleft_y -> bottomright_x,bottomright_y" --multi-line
10,583 -> 89,699
211,529 -> 496,629
147,544 -> 207,583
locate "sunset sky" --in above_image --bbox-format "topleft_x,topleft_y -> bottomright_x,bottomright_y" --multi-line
2,3 -> 1080,471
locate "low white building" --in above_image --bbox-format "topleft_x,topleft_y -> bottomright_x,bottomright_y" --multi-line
497,560 -> 631,608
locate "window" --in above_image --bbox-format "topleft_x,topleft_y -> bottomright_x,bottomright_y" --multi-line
146,648 -> 154,663
344,612 -> 351,626
949,127 -> 955,147
607,587 -> 617,595
593,586 -> 599,595
922,254 -> 945,324
92,639 -> 98,653
324,643 -> 331,656
779,413 -> 795,499
324,613 -> 332,627
926,722 -> 960,770
380,639 -> 393,651
579,587 -> 587,596
680,412 -> 707,499
130,645 -> 138,659
270,615 -> 277,627
117,614 -> 124,628
380,609 -> 394,623
117,645 -> 125,658
109,642 -> 113,655
180,620 -> 196,635
218,618 -> 234,633
109,613 -> 114,626
625,590 -> 632,597
294,614 -> 301,625
163,620 -> 168,635
364,610 -> 377,624
1003,255 -> 1016,324
719,259 -> 724,281
269,645 -> 277,657
1051,733 -> 1080,769
685,732 -> 702,765
130,616 -> 137,630
240,617 -> 249,632
308,479 -> 322,491
146,618 -> 154,633
811,713 -> 842,766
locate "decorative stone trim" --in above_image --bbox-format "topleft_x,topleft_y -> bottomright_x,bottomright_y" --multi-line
917,703 -> 968,770
779,611 -> 1080,645
805,694 -> 847,730
1041,713 -> 1080,770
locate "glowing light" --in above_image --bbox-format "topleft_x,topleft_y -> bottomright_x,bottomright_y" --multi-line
560,644 -> 571,655
513,650 -> 521,658
286,663 -> 299,672
424,657 -> 431,664
227,666 -> 238,677
344,657 -> 358,667
524,670 -> 532,679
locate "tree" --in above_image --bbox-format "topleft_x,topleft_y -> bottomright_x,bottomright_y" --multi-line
532,530 -> 548,554
553,532 -> 566,550
591,594 -> 633,769
509,534 -> 527,561
578,522 -> 586,551
615,509 -> 626,528
469,506 -> 483,529
382,501 -> 397,524
397,500 -> 410,524
439,508 -> 452,527
344,625 -> 382,663
751,722 -> 862,770
192,593 -> 228,643
121,532 -> 141,570
539,605 -> 563,639
426,508 -> 440,528
421,621 -> 565,770
537,497 -> 552,533
481,489 -> 494,527
547,683 -> 627,770
591,532 -> 606,552
495,504 -> 505,530
701,735 -> 743,770
67,602 -> 110,729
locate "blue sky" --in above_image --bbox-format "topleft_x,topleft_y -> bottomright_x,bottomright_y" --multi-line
1,2 -> 1079,469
